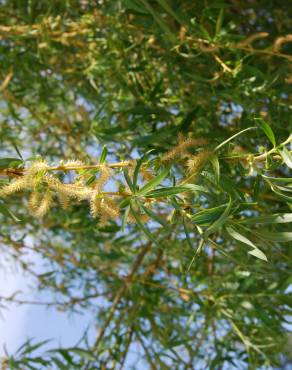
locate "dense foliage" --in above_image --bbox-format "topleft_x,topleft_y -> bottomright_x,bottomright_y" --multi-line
0,1 -> 291,369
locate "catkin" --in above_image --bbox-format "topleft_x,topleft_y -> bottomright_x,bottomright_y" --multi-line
90,192 -> 102,218
0,177 -> 29,197
30,190 -> 53,218
162,134 -> 208,162
95,165 -> 112,192
186,150 -> 211,175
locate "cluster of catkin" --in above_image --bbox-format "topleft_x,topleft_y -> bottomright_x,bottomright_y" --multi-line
0,135 -> 211,223
162,133 -> 211,178
0,160 -> 119,224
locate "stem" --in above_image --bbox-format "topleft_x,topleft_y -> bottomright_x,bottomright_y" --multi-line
90,242 -> 151,354
254,134 -> 292,162
0,161 -> 132,177
118,326 -> 134,370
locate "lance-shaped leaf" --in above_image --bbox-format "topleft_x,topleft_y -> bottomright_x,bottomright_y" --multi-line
130,203 -> 156,242
226,226 -> 267,261
240,213 -> 292,224
140,203 -> 170,230
137,166 -> 170,196
262,174 -> 292,183
192,204 -> 228,225
0,157 -> 23,169
123,169 -> 135,193
214,127 -> 257,152
253,230 -> 292,243
0,202 -> 20,221
121,205 -> 130,231
133,149 -> 155,191
279,146 -> 292,169
99,146 -> 108,164
145,186 -> 190,198
204,198 -> 233,238
256,118 -> 276,147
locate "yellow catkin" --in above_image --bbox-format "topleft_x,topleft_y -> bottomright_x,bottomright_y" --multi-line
162,134 -> 208,162
90,192 -> 102,218
186,150 -> 211,176
28,191 -> 42,214
26,160 -> 49,188
95,165 -> 112,192
0,177 -> 29,197
101,198 -> 120,220
26,160 -> 49,177
62,184 -> 93,201
47,176 -> 92,201
30,190 -> 53,218
58,192 -> 70,209
92,197 -> 120,225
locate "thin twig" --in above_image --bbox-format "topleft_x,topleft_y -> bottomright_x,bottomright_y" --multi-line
118,326 -> 134,370
85,242 -> 151,369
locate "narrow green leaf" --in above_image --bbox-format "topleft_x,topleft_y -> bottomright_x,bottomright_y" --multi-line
156,0 -> 185,25
183,217 -> 193,250
254,230 -> 292,243
240,213 -> 292,224
140,203 -> 169,230
86,175 -> 96,186
204,198 -> 233,238
210,155 -> 220,184
181,184 -> 209,193
187,238 -> 204,272
121,205 -> 130,231
226,227 -> 267,262
138,166 -> 170,196
0,202 -> 20,221
99,146 -> 108,164
226,226 -> 258,249
140,0 -> 176,43
270,185 -> 292,202
279,146 -> 292,169
248,249 -> 268,262
123,169 -> 134,193
130,204 -> 156,242
12,143 -> 24,160
122,0 -> 148,14
192,204 -> 228,225
214,127 -> 257,152
145,186 -> 190,198
133,149 -> 155,191
215,7 -> 224,36
262,175 -> 292,183
119,197 -> 131,209
68,348 -> 96,361
256,118 -> 276,147
0,157 -> 23,169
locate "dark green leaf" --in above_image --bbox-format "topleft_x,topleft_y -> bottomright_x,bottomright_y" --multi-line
138,166 -> 170,196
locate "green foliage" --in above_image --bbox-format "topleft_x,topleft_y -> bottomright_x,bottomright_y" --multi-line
0,0 -> 291,369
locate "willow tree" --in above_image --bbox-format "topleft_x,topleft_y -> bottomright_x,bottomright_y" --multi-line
0,1 -> 291,369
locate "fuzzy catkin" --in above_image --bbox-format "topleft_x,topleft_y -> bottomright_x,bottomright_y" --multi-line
186,150 -> 211,175
29,190 -> 53,218
0,177 -> 29,197
95,165 -> 112,192
162,134 -> 208,162
90,192 -> 102,218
